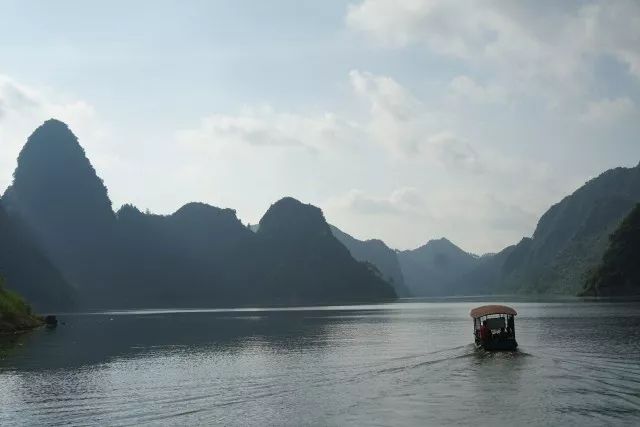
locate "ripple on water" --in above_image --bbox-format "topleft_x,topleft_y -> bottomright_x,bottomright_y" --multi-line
1,301 -> 640,426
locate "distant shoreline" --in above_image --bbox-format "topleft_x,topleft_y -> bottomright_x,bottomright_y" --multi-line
0,315 -> 43,336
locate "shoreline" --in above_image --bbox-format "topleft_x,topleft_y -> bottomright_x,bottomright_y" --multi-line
0,315 -> 44,336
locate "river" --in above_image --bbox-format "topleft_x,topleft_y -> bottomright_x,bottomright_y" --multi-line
1,299 -> 640,426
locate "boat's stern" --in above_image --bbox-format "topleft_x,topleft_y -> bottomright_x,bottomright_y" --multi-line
482,339 -> 518,351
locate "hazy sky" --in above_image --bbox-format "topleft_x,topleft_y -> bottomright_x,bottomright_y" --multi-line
1,0 -> 639,254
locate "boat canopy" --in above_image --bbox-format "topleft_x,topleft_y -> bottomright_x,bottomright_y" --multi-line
470,305 -> 517,319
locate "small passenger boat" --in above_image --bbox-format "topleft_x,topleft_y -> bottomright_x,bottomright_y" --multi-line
470,305 -> 518,351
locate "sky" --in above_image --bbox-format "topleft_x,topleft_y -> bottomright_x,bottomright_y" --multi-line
0,0 -> 639,254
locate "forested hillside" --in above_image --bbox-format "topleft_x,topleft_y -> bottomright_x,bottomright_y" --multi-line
583,204 -> 640,296
1,120 -> 395,309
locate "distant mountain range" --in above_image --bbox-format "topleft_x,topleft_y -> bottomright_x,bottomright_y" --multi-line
397,238 -> 478,296
407,163 -> 640,297
330,225 -> 410,297
466,163 -> 640,296
0,120 -> 395,310
335,162 -> 640,297
1,119 -> 638,310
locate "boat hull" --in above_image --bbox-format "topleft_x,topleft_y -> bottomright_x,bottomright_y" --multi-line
476,339 -> 518,351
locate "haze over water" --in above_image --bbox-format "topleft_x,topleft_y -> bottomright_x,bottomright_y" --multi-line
1,300 -> 639,426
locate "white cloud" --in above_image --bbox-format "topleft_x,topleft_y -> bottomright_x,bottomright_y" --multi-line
181,71 -> 487,181
581,1 -> 640,79
425,132 -> 482,174
349,69 -> 427,154
0,67 -> 606,255
176,105 -> 356,152
580,97 -> 636,124
0,75 -> 101,131
350,69 -> 440,156
348,70 -> 484,174
389,186 -> 424,209
327,185 -> 541,253
177,68 -> 553,253
424,189 -> 540,252
349,69 -> 422,121
0,76 -> 39,118
347,0 -> 640,109
333,187 -> 426,216
448,75 -> 507,105
1,2 -> 636,256
346,0 -> 492,56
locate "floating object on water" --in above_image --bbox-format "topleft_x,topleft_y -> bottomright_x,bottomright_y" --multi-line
44,315 -> 58,327
470,305 -> 518,351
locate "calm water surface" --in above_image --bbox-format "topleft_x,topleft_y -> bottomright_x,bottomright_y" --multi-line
1,300 -> 640,426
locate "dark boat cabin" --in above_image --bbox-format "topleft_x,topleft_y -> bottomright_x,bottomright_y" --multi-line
470,305 -> 518,351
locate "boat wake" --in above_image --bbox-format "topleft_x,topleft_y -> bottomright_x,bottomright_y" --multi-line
374,343 -> 535,377
375,344 -> 476,375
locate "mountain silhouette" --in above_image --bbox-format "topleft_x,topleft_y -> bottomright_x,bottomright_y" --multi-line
2,119 -> 116,293
4,119 -> 637,304
330,225 -> 409,297
2,120 -> 395,308
453,163 -> 640,295
252,198 -> 396,303
0,200 -> 74,310
397,238 -> 478,296
111,197 -> 395,307
583,203 -> 640,296
109,202 -> 256,307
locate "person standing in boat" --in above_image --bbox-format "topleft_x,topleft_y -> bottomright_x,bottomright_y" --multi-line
480,320 -> 490,343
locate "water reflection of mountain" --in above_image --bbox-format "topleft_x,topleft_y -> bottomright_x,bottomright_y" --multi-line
0,309 -> 396,370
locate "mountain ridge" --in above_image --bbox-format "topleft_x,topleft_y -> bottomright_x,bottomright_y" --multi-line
446,163 -> 640,295
397,237 -> 478,296
2,119 -> 396,308
2,118 -> 638,305
330,225 -> 409,297
582,203 -> 640,296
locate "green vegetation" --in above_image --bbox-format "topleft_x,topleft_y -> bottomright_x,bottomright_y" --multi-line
451,163 -> 640,296
2,120 -> 395,308
0,276 -> 42,334
2,119 -> 638,305
583,204 -> 640,296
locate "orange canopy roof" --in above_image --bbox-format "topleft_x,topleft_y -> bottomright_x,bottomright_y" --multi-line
470,305 -> 517,318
